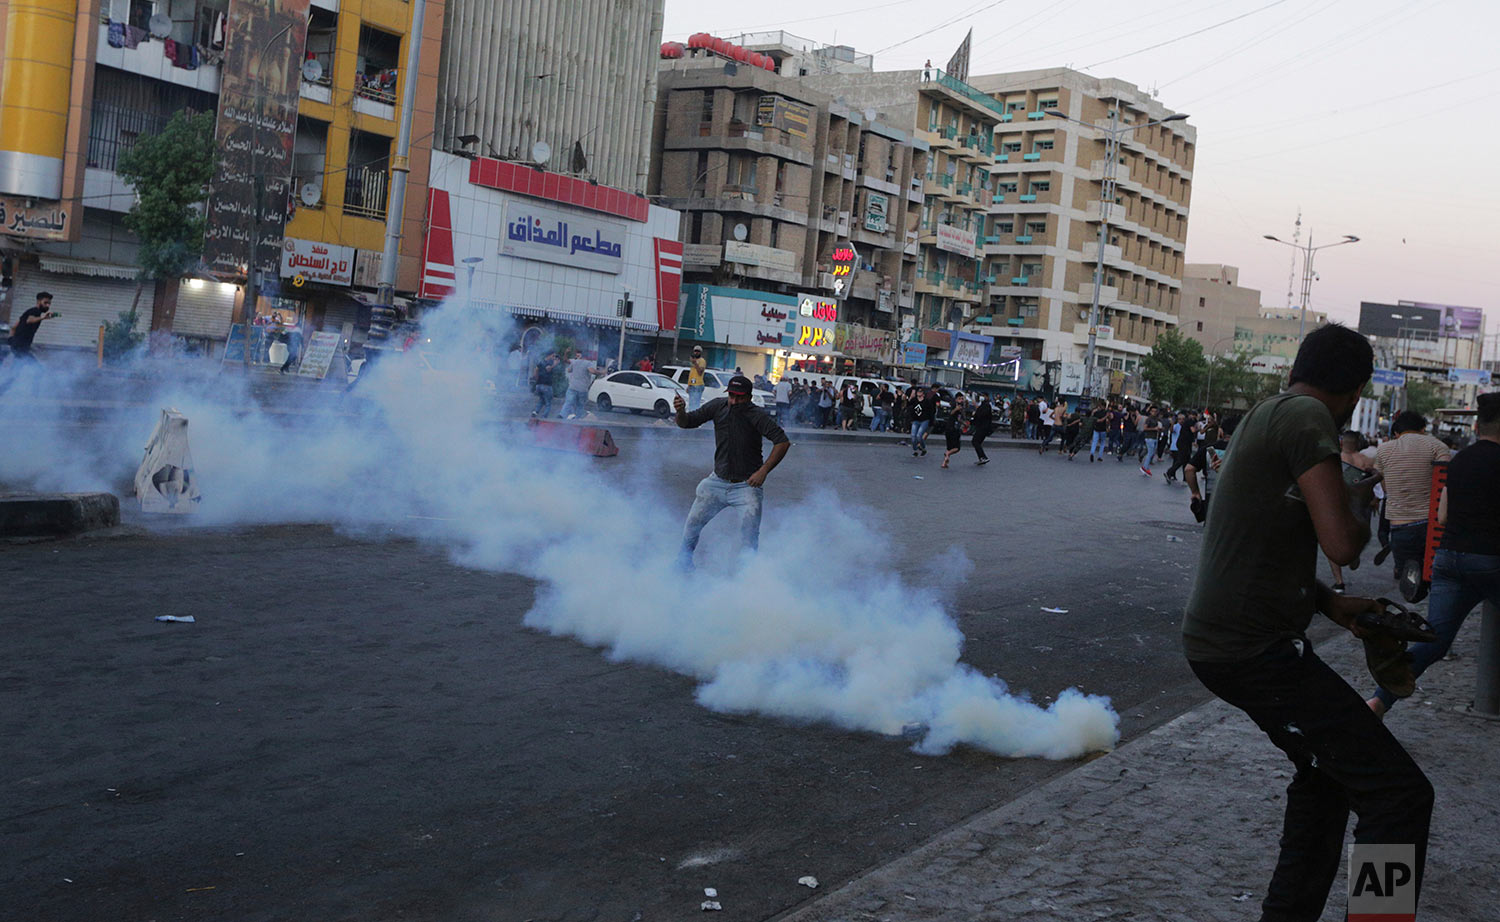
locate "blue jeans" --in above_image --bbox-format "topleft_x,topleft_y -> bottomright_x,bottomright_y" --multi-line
1388,521 -> 1428,579
687,384 -> 705,410
1090,430 -> 1107,460
1375,549 -> 1500,710
559,388 -> 587,418
679,474 -> 763,565
871,407 -> 889,432
910,419 -> 931,450
532,384 -> 554,416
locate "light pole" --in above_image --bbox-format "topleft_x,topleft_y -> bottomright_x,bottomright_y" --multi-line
1046,106 -> 1189,398
1202,335 -> 1236,405
1262,231 -> 1359,342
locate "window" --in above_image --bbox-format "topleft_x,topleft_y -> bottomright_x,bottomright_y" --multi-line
1007,101 -> 1025,111
344,129 -> 391,219
355,26 -> 402,104
1196,321 -> 1203,332
1039,99 -> 1058,110
1001,142 -> 1022,153
1033,140 -> 1054,150
701,90 -> 715,123
1198,297 -> 1206,307
998,181 -> 1019,193
1030,180 -> 1050,192
997,221 -> 1014,234
87,69 -> 215,171
292,116 -> 329,205
1026,222 -> 1046,235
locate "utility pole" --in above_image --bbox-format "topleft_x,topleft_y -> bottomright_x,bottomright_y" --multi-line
376,0 -> 429,310
617,291 -> 631,370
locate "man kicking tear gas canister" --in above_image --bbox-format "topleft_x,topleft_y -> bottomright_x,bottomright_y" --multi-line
674,375 -> 790,569
1181,324 -> 1434,922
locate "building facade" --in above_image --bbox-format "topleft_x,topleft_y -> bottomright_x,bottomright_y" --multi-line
0,0 -> 442,352
1359,300 -> 1489,405
1178,263 -> 1324,372
434,0 -> 663,194
963,69 -> 1195,386
651,35 -> 927,379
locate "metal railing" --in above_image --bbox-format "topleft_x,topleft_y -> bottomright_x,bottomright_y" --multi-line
343,166 -> 389,219
926,68 -> 1007,118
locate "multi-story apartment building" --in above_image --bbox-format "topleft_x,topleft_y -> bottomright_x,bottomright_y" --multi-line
966,69 -> 1195,389
650,35 -> 926,378
434,0 -> 663,194
1179,264 -> 1324,372
801,64 -> 1010,382
0,0 -> 442,352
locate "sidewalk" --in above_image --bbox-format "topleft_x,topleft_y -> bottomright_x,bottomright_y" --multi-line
776,629 -> 1498,922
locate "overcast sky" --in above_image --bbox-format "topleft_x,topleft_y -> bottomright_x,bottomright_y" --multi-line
663,0 -> 1499,354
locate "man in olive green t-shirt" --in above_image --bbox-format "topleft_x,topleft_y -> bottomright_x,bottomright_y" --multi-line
1181,324 -> 1432,922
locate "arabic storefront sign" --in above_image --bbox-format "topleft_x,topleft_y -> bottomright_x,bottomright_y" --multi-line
0,197 -> 71,240
863,192 -> 889,234
203,0 -> 310,279
502,200 -> 625,274
836,323 -> 893,361
1446,368 -> 1493,386
295,331 -> 343,378
756,95 -> 812,139
935,223 -> 976,258
723,240 -> 798,274
798,294 -> 838,322
828,244 -> 858,300
899,342 -> 928,366
281,238 -> 354,286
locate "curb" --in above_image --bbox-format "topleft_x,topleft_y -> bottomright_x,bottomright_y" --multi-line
0,492 -> 121,538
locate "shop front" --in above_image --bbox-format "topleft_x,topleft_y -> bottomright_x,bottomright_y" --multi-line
420,151 -> 681,367
677,285 -> 848,380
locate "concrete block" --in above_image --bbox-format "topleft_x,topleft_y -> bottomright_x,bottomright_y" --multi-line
0,492 -> 121,537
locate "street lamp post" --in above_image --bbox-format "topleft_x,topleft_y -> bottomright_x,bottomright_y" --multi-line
1202,335 -> 1236,406
1262,231 -> 1360,342
1046,106 -> 1189,398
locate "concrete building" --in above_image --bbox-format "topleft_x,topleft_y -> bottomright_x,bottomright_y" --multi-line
0,0 -> 443,354
434,0 -> 663,194
650,35 -> 927,378
1359,300 -> 1489,405
802,62 -> 1011,382
1179,263 -> 1324,372
963,69 -> 1195,386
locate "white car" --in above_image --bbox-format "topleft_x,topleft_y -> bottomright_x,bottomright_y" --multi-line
659,365 -> 774,412
589,371 -> 688,417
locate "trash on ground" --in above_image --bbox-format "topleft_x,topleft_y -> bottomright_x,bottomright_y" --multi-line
1232,892 -> 1253,902
703,888 -> 717,898
1167,535 -> 1182,542
798,876 -> 819,889
1041,607 -> 1068,614
912,475 -> 924,480
700,900 -> 722,911
135,409 -> 202,514
155,615 -> 196,623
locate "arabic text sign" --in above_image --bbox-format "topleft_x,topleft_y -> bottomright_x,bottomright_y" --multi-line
724,240 -> 798,274
935,223 -> 975,258
1372,368 -> 1407,388
296,331 -> 343,378
203,0 -> 310,278
502,201 -> 625,274
0,197 -> 71,240
863,192 -> 888,233
899,342 -> 928,366
1446,367 -> 1492,386
756,95 -> 811,139
281,238 -> 354,286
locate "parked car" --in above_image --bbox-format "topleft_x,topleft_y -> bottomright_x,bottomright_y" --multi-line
658,365 -> 774,413
589,370 -> 688,417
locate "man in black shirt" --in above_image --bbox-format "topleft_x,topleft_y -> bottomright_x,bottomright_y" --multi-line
674,375 -> 791,567
1369,391 -> 1500,716
5,291 -> 57,362
908,386 -> 936,456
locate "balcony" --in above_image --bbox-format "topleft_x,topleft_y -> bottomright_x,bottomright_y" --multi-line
1022,153 -> 1041,162
994,154 -> 1008,163
1010,276 -> 1029,285
999,112 -> 1013,122
343,166 -> 389,219
927,69 -> 1009,119
94,23 -> 220,94
1015,235 -> 1033,244
1027,110 -> 1046,120
1018,193 -> 1037,203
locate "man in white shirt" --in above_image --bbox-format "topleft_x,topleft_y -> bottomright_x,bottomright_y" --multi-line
774,376 -> 792,419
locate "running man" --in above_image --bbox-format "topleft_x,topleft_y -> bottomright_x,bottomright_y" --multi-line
685,346 -> 708,410
1182,324 -> 1431,922
674,375 -> 791,568
5,291 -> 57,364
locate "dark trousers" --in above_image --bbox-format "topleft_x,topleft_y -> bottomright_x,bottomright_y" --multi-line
972,427 -> 991,461
1388,521 -> 1428,578
1191,639 -> 1432,922
1166,444 -> 1192,478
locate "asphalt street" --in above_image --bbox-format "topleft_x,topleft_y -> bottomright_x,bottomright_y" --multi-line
2,432 -> 1385,922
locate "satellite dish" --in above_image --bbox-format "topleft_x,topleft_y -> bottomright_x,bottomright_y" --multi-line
299,183 -> 321,207
732,223 -> 748,241
148,12 -> 171,37
863,108 -> 877,123
530,140 -> 552,164
300,58 -> 323,83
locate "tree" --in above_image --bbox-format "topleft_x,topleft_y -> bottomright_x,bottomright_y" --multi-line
100,308 -> 145,363
115,111 -> 216,312
1204,350 -> 1282,409
1403,378 -> 1445,418
1140,328 -> 1207,407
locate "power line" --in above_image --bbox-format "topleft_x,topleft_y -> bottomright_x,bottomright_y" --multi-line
874,0 -> 1010,55
1082,0 -> 1293,70
1154,0 -> 1344,90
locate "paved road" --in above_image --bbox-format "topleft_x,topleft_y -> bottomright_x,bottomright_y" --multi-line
2,434 -> 1391,922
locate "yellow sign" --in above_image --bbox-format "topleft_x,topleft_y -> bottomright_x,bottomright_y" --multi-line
292,274 -> 306,287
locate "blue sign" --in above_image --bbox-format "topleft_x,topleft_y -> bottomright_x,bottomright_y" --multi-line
1371,368 -> 1406,388
900,342 -> 928,366
502,200 -> 626,274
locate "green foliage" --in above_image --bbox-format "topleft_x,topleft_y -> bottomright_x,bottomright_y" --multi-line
101,309 -> 145,363
1140,328 -> 1207,406
115,111 -> 216,279
1403,378 -> 1445,418
1204,350 -> 1283,409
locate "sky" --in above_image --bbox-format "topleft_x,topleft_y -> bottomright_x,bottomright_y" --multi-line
663,0 -> 1500,357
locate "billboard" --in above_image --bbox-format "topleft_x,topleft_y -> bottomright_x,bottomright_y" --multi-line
202,0 -> 310,279
1404,302 -> 1485,337
935,222 -> 976,258
502,200 -> 627,274
1358,302 -> 1439,339
755,95 -> 811,139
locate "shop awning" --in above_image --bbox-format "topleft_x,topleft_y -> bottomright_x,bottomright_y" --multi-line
489,302 -> 657,332
38,256 -> 139,280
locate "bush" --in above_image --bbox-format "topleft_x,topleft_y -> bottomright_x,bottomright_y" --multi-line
101,308 -> 146,363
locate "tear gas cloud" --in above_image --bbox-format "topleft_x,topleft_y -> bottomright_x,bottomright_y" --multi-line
0,306 -> 1119,759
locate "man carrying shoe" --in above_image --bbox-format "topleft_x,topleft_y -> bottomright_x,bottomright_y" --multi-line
1182,324 -> 1432,922
674,375 -> 791,568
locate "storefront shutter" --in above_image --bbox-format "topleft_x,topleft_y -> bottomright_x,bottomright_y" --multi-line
9,268 -> 147,349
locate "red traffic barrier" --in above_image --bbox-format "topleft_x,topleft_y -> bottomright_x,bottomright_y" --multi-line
526,418 -> 619,458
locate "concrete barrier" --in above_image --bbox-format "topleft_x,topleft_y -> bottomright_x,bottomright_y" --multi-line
0,492 -> 121,537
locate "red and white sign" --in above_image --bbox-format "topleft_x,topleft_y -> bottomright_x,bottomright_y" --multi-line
935,223 -> 976,258
420,188 -> 456,300
653,238 -> 683,332
280,238 -> 354,286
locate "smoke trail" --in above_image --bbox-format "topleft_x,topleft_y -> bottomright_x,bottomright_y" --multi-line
1,304 -> 1119,759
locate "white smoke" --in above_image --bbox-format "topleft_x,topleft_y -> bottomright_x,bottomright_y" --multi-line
1,303 -> 1119,759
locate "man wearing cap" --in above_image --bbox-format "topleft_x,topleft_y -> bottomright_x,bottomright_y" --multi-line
674,374 -> 791,568
686,346 -> 708,410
